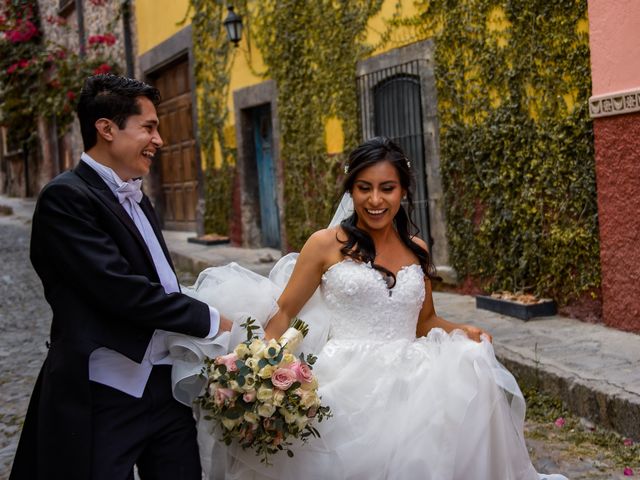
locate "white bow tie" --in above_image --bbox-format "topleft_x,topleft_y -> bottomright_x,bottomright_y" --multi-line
116,179 -> 143,205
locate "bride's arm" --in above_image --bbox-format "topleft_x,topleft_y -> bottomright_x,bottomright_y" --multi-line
413,239 -> 492,342
416,280 -> 492,342
416,276 -> 459,336
264,229 -> 339,340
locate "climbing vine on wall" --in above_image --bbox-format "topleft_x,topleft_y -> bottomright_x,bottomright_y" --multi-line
188,0 -> 246,234
395,0 -> 598,302
250,0 -> 383,249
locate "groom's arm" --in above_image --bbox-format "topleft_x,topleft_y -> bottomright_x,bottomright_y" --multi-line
31,180 -> 214,338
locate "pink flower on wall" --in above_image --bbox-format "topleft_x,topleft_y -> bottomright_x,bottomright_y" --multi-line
88,34 -> 117,47
6,59 -> 30,74
5,19 -> 38,43
93,64 -> 112,75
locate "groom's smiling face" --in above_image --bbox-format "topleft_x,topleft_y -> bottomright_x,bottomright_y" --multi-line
107,96 -> 163,181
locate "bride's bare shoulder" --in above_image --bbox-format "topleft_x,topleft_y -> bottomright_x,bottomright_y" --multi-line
304,227 -> 346,250
301,227 -> 346,267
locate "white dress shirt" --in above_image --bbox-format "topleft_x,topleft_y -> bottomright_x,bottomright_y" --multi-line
82,152 -> 219,397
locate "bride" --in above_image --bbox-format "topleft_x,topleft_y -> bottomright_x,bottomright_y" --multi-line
169,137 -> 568,479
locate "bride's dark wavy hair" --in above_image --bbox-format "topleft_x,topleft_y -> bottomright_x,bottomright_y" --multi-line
338,136 -> 437,284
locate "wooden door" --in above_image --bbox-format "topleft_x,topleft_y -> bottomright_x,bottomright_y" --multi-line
152,59 -> 198,231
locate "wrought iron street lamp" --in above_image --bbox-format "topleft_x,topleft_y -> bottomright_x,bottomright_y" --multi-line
223,6 -> 243,47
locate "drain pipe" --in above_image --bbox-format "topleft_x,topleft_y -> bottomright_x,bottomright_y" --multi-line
122,0 -> 135,77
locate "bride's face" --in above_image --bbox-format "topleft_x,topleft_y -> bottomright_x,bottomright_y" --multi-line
351,160 -> 406,232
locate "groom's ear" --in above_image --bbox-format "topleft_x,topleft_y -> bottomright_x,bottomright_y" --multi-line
95,118 -> 114,142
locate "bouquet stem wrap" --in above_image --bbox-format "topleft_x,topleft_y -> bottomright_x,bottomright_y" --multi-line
279,317 -> 309,352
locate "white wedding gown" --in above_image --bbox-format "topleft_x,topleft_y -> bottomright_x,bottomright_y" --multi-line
168,254 -> 568,480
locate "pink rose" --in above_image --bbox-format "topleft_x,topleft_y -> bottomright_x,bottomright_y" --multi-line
290,360 -> 314,383
215,352 -> 239,372
243,390 -> 256,403
213,387 -> 235,406
306,406 -> 318,418
271,368 -> 297,390
623,467 -> 633,476
554,417 -> 565,428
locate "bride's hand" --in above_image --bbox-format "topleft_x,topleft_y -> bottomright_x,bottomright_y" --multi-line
460,324 -> 493,343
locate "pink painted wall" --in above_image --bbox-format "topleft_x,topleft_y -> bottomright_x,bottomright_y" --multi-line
588,0 -> 640,96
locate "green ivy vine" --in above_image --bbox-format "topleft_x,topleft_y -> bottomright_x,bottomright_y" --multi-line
187,0 -> 246,234
397,0 -> 598,302
250,0 -> 383,249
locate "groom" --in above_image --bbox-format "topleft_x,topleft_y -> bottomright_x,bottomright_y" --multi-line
10,74 -> 230,480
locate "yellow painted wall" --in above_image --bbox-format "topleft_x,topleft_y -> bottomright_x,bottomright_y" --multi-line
320,0 -> 420,152
367,0 -> 420,56
226,39 -> 268,126
135,0 -> 421,158
136,0 -> 192,55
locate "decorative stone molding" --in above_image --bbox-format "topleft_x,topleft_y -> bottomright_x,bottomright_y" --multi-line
589,88 -> 640,118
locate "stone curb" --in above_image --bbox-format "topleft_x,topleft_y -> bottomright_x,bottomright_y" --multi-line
497,350 -> 640,439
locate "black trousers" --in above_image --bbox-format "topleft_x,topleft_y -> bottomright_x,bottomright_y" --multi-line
89,365 -> 201,480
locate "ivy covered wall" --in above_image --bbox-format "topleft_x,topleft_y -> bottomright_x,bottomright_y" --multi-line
189,0 -> 598,305
396,0 -> 598,303
248,1 -> 385,248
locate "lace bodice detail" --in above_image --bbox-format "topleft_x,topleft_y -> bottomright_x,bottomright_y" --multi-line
320,259 -> 426,341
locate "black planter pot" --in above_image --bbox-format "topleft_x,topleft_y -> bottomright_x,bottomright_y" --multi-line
475,295 -> 557,321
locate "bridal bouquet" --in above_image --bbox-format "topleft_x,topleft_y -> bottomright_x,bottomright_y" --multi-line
199,318 -> 332,464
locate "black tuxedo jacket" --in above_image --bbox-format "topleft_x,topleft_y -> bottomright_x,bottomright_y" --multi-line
10,160 -> 210,480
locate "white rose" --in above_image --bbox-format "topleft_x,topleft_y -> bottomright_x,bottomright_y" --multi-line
279,407 -> 297,424
244,411 -> 260,424
257,402 -> 276,417
300,390 -> 318,409
258,364 -> 276,379
257,386 -> 273,402
241,374 -> 257,392
265,339 -> 281,358
249,339 -> 265,356
245,357 -> 259,372
221,417 -> 241,430
282,353 -> 295,364
272,389 -> 286,407
234,343 -> 250,358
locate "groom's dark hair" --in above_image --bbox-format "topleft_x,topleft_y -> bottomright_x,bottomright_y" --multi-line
77,74 -> 161,150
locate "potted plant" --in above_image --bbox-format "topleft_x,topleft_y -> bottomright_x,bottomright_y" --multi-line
476,291 -> 557,321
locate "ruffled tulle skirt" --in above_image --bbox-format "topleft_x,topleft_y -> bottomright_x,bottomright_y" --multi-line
168,256 -> 568,480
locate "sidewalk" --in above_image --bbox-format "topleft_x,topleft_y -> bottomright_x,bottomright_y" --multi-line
2,193 -> 638,439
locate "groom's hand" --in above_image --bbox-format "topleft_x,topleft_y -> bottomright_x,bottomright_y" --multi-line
218,314 -> 233,333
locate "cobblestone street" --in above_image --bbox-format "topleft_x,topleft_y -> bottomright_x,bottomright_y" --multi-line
0,204 -> 636,479
0,214 -> 50,478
